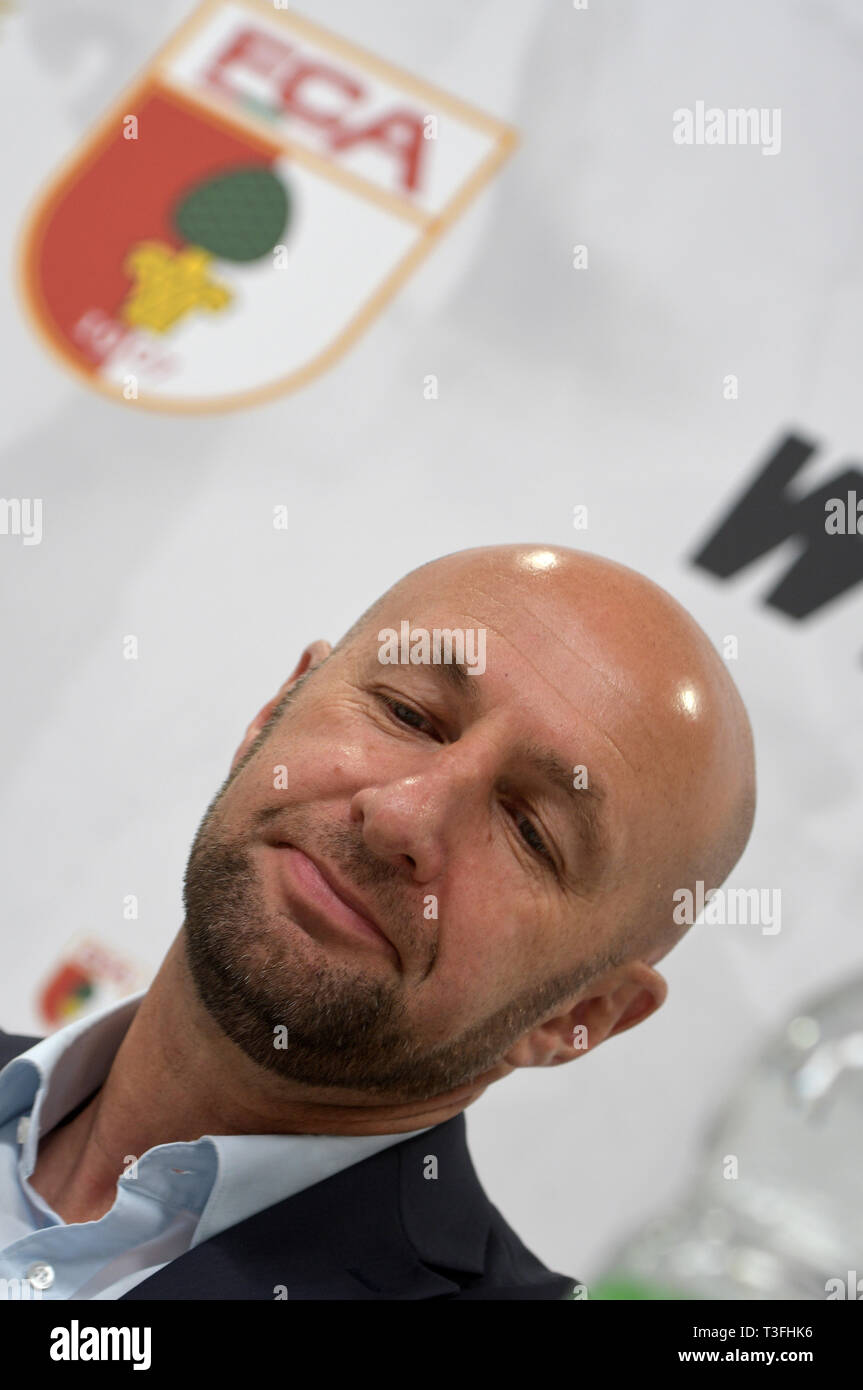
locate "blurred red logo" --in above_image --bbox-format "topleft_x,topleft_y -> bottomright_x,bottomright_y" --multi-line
20,0 -> 516,412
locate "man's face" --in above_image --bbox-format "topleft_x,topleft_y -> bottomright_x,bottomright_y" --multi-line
183,561 -> 676,1103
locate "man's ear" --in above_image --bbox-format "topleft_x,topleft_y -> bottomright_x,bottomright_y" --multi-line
501,961 -> 668,1071
229,639 -> 331,775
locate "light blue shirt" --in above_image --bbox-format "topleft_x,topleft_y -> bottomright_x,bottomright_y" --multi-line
0,991 -> 430,1299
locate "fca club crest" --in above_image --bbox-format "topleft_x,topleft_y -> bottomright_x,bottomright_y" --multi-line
20,0 -> 517,412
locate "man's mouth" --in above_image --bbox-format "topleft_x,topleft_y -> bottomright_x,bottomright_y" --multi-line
268,842 -> 401,970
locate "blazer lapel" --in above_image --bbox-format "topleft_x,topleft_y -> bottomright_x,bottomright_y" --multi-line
121,1116 -> 485,1300
0,1032 -> 41,1065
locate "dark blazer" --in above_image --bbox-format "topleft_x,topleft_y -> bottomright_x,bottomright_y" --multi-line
0,1029 -> 576,1300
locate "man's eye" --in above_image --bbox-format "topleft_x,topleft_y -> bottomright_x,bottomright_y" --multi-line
380,696 -> 438,738
512,809 -> 556,867
377,696 -> 556,872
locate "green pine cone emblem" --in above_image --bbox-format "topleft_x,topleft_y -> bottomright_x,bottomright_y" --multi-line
173,166 -> 290,263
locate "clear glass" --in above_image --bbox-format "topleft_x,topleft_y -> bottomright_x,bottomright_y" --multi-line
591,972 -> 863,1300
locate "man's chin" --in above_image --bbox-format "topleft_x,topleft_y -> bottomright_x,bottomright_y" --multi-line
180,836 -> 505,1099
181,890 -> 411,1087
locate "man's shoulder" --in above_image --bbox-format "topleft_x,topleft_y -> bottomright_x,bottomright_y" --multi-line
391,1113 -> 579,1300
162,1108 -> 579,1301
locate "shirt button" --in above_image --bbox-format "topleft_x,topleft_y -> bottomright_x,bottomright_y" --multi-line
26,1262 -> 55,1290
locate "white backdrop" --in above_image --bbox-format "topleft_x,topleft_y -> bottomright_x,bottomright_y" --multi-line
1,0 -> 862,1284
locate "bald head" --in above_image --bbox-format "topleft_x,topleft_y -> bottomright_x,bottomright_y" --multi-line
335,542 -> 756,967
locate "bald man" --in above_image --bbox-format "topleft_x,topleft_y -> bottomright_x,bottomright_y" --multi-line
0,544 -> 755,1301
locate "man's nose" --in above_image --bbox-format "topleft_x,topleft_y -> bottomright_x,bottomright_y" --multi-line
349,745 -> 489,882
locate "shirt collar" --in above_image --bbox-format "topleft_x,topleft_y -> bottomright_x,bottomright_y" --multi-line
0,989 -> 144,1173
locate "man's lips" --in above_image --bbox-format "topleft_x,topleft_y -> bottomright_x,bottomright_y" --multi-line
269,843 -> 400,969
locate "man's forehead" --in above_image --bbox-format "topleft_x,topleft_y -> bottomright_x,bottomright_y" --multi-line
371,567 -> 639,680
379,567 -> 574,637
362,587 -> 655,728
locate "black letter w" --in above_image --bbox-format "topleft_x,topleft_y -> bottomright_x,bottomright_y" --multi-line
692,432 -> 863,617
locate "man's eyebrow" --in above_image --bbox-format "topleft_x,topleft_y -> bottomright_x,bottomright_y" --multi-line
520,743 -> 608,866
365,650 -> 481,702
390,657 -> 481,704
434,660 -> 481,702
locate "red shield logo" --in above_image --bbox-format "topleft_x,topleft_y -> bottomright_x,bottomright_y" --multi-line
20,0 -> 517,412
